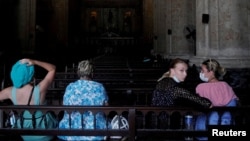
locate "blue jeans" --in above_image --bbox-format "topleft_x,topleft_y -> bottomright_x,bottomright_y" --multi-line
195,99 -> 238,140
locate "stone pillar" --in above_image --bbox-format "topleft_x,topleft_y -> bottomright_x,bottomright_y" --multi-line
143,0 -> 154,51
17,0 -> 36,54
50,0 -> 69,48
153,0 -> 167,55
153,0 -> 196,58
191,0 -> 250,68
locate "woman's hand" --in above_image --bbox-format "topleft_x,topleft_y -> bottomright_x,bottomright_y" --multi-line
20,58 -> 34,66
209,104 -> 213,108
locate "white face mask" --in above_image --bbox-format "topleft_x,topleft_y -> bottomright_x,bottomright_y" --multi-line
173,75 -> 181,83
199,73 -> 209,82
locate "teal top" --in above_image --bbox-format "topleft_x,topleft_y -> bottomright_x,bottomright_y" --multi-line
11,86 -> 55,141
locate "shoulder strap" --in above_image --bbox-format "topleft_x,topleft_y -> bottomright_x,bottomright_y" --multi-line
11,87 -> 17,105
33,86 -> 40,105
27,86 -> 35,106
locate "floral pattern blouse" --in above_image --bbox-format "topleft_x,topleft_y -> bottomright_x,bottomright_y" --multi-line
58,80 -> 109,141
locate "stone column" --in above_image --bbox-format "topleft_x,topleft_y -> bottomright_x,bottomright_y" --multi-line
190,0 -> 250,68
18,0 -> 36,54
153,0 -> 167,55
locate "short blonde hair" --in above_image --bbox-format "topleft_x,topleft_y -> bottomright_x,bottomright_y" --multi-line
202,59 -> 226,79
77,60 -> 93,77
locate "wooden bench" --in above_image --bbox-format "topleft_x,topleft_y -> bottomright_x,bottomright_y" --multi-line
37,69 -> 160,106
45,87 -> 154,106
0,105 -> 249,141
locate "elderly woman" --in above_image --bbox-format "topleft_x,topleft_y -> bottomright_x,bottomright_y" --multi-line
58,60 -> 109,141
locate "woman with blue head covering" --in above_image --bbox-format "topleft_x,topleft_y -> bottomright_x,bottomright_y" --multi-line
0,58 -> 56,141
10,59 -> 35,88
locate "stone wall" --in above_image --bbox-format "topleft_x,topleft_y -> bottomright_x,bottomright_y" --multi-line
151,0 -> 250,68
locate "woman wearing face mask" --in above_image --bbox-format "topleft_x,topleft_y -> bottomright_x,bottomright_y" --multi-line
196,59 -> 238,107
195,59 -> 239,140
151,58 -> 212,107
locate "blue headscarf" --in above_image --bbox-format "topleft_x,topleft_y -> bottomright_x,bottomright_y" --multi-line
10,60 -> 34,88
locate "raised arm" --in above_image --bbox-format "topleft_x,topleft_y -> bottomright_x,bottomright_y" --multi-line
20,59 -> 56,101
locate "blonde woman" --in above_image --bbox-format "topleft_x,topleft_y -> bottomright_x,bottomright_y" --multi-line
196,59 -> 238,108
195,59 -> 239,140
151,58 -> 212,107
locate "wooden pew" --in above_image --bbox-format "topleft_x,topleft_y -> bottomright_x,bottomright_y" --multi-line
38,67 -> 162,106
0,106 -> 249,141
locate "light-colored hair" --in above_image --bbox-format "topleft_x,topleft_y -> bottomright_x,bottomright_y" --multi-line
202,59 -> 226,79
157,58 -> 188,82
77,60 -> 93,78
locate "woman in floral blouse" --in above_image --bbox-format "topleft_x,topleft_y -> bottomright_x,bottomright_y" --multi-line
58,60 -> 109,141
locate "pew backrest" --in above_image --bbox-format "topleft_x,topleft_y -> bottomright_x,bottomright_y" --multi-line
0,106 -> 249,141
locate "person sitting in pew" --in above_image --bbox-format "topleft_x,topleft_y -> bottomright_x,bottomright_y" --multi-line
149,58 -> 212,136
57,60 -> 109,141
143,58 -> 213,140
195,59 -> 239,140
0,58 -> 57,141
151,58 -> 212,108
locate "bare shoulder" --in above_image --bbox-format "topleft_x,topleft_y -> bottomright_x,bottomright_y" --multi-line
0,86 -> 13,100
